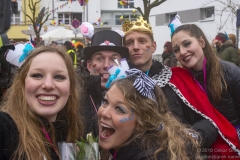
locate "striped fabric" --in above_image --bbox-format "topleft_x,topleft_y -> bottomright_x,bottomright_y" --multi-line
125,69 -> 156,101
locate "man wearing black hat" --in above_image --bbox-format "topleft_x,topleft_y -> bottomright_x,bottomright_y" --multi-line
80,30 -> 129,137
212,32 -> 239,66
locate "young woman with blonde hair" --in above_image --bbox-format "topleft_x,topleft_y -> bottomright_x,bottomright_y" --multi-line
98,69 -> 202,160
0,46 -> 83,160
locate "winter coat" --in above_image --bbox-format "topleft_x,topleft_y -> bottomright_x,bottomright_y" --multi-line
216,42 -> 240,66
142,60 -> 218,148
79,74 -> 103,137
0,111 -> 68,160
191,60 -> 240,127
163,52 -> 177,67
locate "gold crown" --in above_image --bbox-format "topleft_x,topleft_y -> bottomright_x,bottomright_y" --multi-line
122,16 -> 152,34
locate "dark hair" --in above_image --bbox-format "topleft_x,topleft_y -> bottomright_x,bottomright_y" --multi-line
64,41 -> 73,50
164,41 -> 173,53
171,24 -> 226,102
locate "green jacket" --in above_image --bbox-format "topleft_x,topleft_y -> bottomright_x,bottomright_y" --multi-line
216,43 -> 240,66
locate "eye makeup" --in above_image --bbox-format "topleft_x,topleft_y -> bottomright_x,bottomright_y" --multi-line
120,109 -> 134,123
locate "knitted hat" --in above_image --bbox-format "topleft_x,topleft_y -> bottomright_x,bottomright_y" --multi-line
215,33 -> 227,43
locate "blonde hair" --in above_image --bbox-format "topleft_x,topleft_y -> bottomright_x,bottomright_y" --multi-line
111,77 -> 202,160
124,29 -> 154,42
1,46 -> 84,160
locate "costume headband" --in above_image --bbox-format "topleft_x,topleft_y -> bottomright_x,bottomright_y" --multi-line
122,16 -> 152,35
168,14 -> 182,36
106,59 -> 156,101
125,68 -> 156,101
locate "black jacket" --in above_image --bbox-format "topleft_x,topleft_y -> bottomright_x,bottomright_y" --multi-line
109,141 -> 167,160
191,60 -> 240,126
0,112 -> 68,160
80,74 -> 103,137
135,60 -> 218,148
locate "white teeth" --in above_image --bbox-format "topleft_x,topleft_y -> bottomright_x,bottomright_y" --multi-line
184,55 -> 191,61
101,123 -> 111,128
38,96 -> 57,101
102,130 -> 106,137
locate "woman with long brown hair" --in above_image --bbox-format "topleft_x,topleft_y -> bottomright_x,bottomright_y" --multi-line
0,46 -> 83,160
171,24 -> 240,158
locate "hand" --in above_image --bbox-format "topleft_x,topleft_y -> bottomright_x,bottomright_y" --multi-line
211,39 -> 218,47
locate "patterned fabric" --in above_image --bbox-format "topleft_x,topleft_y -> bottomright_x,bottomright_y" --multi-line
126,68 -> 156,101
235,125 -> 240,140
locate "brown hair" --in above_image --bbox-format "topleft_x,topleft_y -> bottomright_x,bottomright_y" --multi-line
1,46 -> 84,160
164,41 -> 173,53
171,24 -> 226,102
111,77 -> 202,160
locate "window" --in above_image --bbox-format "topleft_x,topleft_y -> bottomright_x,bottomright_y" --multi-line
118,0 -> 134,9
200,7 -> 214,20
115,15 -> 136,25
11,11 -> 20,24
165,13 -> 177,24
58,13 -> 82,25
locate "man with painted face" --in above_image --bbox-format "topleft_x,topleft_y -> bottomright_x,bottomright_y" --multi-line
80,30 -> 129,137
122,17 -> 218,149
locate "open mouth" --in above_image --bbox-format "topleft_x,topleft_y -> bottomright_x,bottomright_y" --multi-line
100,73 -> 110,80
100,123 -> 115,139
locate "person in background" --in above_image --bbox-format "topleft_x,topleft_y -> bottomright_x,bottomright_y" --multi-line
64,41 -> 77,68
172,24 -> 240,158
80,30 -> 129,137
0,46 -> 83,160
98,71 -> 202,160
122,16 -> 218,152
228,34 -> 240,61
211,32 -> 239,66
162,41 -> 177,67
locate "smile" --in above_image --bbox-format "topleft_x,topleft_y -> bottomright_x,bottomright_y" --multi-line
100,123 -> 115,139
38,95 -> 57,101
183,55 -> 192,62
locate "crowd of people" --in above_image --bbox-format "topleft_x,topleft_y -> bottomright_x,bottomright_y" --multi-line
0,15 -> 240,160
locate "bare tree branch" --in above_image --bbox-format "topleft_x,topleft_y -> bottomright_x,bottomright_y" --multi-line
120,0 -> 167,22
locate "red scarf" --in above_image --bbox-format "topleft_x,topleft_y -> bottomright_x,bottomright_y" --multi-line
170,67 -> 240,159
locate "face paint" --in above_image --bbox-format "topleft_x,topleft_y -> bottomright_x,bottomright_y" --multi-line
146,46 -> 150,52
120,109 -> 134,123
